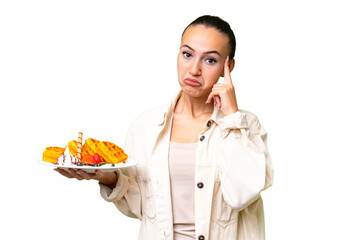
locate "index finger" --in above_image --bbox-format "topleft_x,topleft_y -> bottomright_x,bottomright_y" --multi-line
224,56 -> 232,84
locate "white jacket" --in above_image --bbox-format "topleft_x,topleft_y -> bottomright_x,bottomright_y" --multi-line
99,91 -> 274,240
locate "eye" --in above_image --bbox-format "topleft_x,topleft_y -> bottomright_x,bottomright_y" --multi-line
182,51 -> 192,59
205,58 -> 217,64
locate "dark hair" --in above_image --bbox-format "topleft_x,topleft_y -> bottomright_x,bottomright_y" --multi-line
182,15 -> 236,59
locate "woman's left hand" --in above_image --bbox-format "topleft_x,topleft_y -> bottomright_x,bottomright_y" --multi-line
206,56 -> 238,116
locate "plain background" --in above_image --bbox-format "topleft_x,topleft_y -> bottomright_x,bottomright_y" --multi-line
1,0 -> 359,239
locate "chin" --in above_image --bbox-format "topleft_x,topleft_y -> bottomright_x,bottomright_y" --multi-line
180,85 -> 209,99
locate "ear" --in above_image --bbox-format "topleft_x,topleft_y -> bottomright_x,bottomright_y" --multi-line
220,58 -> 235,77
229,58 -> 235,72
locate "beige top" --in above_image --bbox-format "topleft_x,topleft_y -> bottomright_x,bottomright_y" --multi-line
168,141 -> 197,240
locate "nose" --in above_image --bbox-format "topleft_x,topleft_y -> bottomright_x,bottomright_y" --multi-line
189,58 -> 201,76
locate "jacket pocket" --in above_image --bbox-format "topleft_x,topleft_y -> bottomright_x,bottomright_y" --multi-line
212,196 -> 237,227
138,167 -> 156,221
211,178 -> 238,228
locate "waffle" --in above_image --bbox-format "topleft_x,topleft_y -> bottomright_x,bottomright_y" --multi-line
82,138 -> 100,155
84,138 -> 128,164
42,147 -> 65,164
67,139 -> 89,160
67,140 -> 79,156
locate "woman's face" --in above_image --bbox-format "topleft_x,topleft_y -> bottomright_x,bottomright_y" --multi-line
177,24 -> 231,99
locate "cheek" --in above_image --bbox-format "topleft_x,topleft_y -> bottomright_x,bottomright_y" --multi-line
177,56 -> 185,75
177,58 -> 192,80
204,65 -> 223,83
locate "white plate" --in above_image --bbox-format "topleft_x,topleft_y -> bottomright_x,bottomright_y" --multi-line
38,158 -> 138,173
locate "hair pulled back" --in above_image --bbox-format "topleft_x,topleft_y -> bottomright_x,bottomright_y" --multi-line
182,15 -> 236,59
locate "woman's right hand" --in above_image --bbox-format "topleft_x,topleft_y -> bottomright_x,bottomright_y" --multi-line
55,168 -> 118,188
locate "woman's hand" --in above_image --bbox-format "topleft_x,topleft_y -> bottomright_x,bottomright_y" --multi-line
55,168 -> 118,188
206,56 -> 238,116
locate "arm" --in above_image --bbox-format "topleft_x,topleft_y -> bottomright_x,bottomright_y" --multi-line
207,56 -> 273,211
99,168 -> 141,219
218,111 -> 274,211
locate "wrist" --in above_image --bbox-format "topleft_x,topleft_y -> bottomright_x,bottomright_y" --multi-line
99,171 -> 118,189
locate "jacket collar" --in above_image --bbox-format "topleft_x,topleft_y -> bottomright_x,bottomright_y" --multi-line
157,90 -> 224,128
157,91 -> 182,127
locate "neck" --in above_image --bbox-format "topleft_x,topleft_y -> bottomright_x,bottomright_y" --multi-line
175,92 -> 214,118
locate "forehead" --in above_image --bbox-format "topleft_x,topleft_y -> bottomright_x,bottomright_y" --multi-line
181,25 -> 230,55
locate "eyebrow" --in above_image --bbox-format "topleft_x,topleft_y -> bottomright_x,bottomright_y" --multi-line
181,44 -> 221,56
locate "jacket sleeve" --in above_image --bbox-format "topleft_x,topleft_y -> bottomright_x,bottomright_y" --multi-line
217,111 -> 274,211
98,127 -> 142,219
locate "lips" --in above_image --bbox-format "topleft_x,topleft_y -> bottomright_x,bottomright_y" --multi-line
183,78 -> 202,87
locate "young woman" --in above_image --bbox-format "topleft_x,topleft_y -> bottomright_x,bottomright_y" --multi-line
57,15 -> 274,240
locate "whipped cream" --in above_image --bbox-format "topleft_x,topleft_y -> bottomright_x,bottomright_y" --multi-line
57,147 -> 80,166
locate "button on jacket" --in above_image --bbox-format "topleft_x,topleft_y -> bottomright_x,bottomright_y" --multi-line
99,91 -> 274,240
